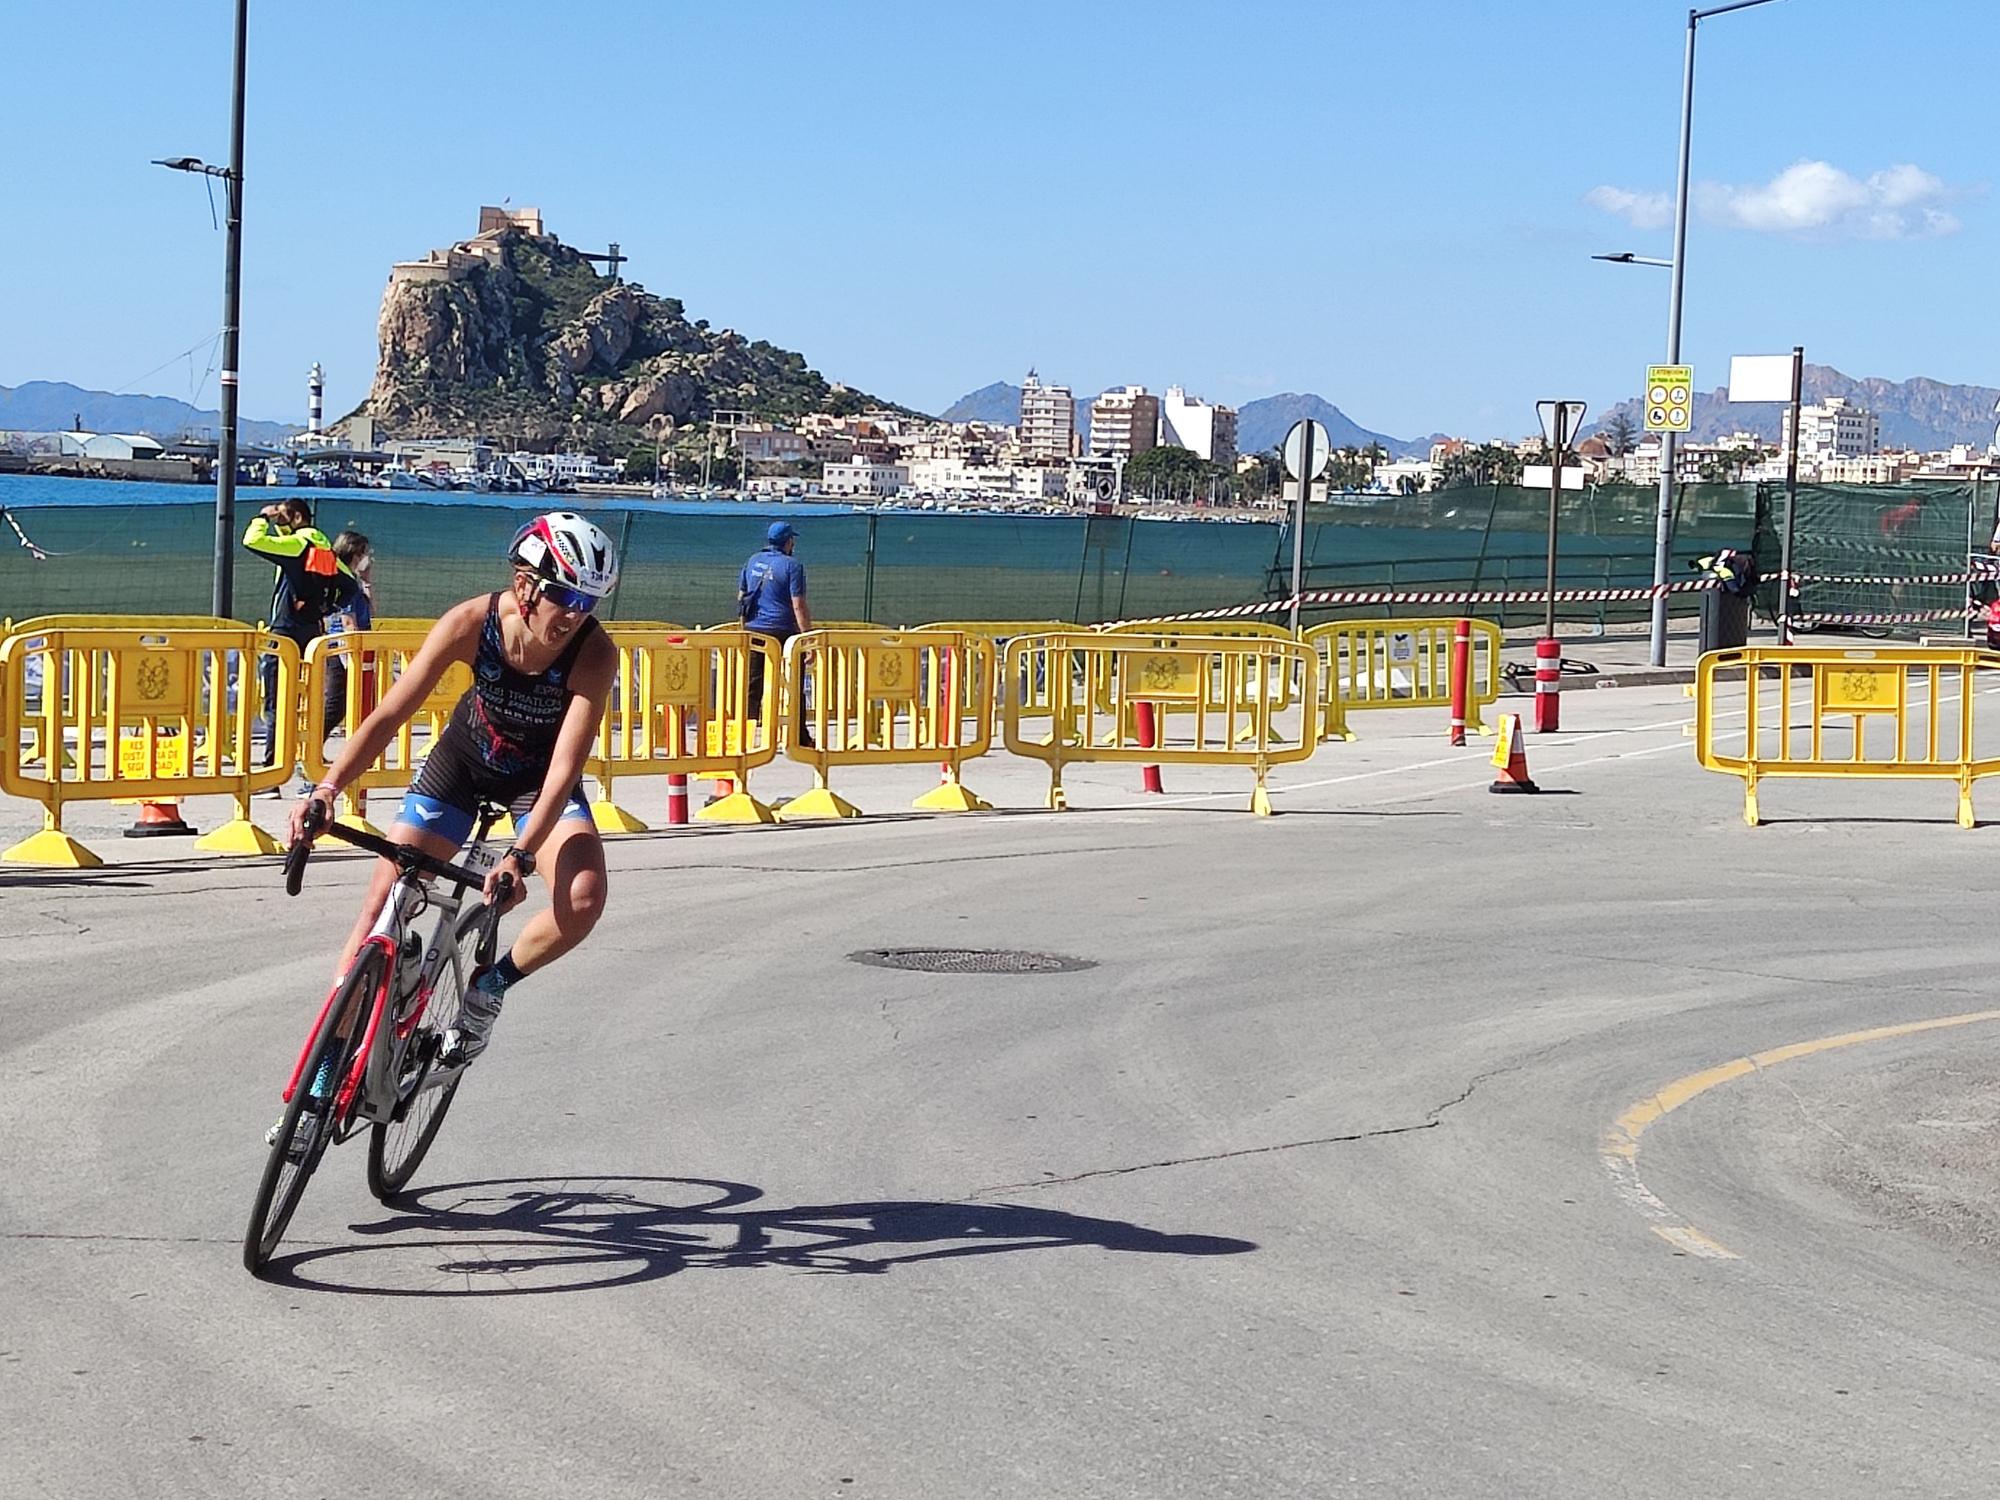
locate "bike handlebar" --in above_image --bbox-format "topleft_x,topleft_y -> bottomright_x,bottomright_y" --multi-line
283,798 -> 517,911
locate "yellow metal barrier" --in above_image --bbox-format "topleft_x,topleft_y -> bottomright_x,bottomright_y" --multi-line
8,616 -> 243,770
1098,619 -> 1300,742
585,626 -> 783,828
1305,617 -> 1500,742
782,628 -> 995,819
921,621 -> 1084,741
1696,645 -> 2000,827
1001,632 -> 1319,815
1,626 -> 298,866
302,627 -> 470,836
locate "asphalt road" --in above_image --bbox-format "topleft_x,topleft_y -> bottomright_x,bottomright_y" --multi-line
7,684 -> 2000,1498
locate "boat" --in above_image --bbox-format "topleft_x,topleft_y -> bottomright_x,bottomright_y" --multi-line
383,468 -> 423,490
264,462 -> 299,486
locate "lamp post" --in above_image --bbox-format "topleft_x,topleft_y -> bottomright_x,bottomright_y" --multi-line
1604,0 -> 1784,668
154,0 -> 248,620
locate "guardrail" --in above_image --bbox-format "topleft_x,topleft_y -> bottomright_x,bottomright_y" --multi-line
1,625 -> 297,865
782,628 -> 995,818
1000,631 -> 1318,814
1306,616 -> 1500,742
1695,645 -> 2000,827
586,626 -> 782,827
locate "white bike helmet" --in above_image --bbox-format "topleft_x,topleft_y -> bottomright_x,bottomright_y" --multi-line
507,510 -> 619,607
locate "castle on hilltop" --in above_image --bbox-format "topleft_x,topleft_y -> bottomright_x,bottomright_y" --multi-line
389,206 -> 624,287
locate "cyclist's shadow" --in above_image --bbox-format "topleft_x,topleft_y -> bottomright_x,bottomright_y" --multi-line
261,1174 -> 1256,1297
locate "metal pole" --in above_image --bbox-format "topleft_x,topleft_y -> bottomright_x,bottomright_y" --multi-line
212,0 -> 248,619
1287,425 -> 1313,636
1648,7 -> 1699,668
1779,344 -> 1803,643
1544,403 -> 1567,641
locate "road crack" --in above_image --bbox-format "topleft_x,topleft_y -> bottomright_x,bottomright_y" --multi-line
968,1048 -> 1552,1198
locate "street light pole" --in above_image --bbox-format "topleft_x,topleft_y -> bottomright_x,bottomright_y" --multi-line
215,0 -> 248,620
158,0 -> 249,619
1646,0 -> 1783,669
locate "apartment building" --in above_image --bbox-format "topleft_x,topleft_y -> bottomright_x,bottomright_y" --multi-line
1782,397 -> 1880,465
1088,387 -> 1160,460
1019,370 -> 1076,463
1158,385 -> 1238,467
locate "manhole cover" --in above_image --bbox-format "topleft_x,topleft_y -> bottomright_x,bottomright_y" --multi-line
850,948 -> 1096,975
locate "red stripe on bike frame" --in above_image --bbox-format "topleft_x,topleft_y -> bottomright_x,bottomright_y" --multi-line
283,969 -> 354,1105
333,936 -> 397,1121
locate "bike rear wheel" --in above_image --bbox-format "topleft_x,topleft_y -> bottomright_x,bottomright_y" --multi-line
244,948 -> 383,1276
366,904 -> 483,1200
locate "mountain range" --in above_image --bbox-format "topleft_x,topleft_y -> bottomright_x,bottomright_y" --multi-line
1589,364 -> 2000,452
0,381 -> 301,445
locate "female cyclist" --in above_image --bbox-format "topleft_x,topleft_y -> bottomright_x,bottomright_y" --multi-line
288,510 -> 621,1068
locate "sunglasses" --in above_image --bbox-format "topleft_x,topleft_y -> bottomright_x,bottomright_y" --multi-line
537,580 -> 600,615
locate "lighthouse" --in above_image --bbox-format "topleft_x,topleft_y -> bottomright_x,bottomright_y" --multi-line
308,362 -> 324,437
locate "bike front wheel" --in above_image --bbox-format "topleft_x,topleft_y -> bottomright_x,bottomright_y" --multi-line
244,948 -> 383,1276
366,904 -> 484,1200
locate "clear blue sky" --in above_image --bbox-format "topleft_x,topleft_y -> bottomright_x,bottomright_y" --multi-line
3,0 -> 1990,441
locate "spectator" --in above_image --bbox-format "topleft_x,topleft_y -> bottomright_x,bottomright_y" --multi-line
319,530 -> 375,741
242,498 -> 356,767
737,520 -> 813,746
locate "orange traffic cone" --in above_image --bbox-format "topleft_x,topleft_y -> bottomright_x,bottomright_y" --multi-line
1488,713 -> 1540,794
125,799 -> 196,837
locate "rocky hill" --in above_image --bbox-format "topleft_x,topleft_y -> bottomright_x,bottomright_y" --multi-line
360,225 -> 911,448
1590,364 -> 2000,451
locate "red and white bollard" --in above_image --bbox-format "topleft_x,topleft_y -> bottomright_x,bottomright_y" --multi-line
1135,699 -> 1164,794
1533,637 -> 1561,733
666,773 -> 689,825
1456,616 -> 1472,748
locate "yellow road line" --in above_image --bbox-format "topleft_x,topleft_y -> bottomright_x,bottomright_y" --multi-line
1601,1007 -> 2000,1259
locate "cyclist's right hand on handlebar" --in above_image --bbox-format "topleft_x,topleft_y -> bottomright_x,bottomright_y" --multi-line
287,789 -> 332,845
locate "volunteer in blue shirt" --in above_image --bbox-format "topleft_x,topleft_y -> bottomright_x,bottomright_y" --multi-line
737,521 -> 813,744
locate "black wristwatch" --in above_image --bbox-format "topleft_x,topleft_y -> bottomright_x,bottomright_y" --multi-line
503,845 -> 536,875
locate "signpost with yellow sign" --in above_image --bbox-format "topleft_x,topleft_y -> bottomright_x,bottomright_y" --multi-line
1643,365 -> 1693,433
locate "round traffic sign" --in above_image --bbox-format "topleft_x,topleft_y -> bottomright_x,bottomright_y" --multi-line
1283,420 -> 1332,482
1666,407 -> 1690,429
1668,387 -> 1690,405
1648,406 -> 1668,426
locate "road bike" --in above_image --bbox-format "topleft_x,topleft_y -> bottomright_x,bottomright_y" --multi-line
244,801 -> 513,1276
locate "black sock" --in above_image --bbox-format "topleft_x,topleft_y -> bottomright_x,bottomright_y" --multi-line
494,951 -> 527,989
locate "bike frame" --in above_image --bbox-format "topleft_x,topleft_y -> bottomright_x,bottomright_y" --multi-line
279,815 -> 497,1132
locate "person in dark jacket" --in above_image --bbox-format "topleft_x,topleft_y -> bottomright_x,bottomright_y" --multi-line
242,497 -> 357,763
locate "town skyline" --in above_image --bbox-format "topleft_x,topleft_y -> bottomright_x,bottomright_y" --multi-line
4,0 -> 1992,441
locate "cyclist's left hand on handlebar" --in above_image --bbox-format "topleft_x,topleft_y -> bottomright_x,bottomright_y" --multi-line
485,855 -> 528,911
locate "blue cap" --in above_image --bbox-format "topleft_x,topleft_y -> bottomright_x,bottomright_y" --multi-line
767,521 -> 798,545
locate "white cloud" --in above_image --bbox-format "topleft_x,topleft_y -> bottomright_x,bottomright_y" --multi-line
1583,185 -> 1673,231
1587,160 -> 1965,240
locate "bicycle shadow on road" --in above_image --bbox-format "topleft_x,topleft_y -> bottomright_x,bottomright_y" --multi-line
260,1174 -> 1256,1297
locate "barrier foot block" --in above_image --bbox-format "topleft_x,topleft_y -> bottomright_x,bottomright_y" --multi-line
3,828 -> 105,868
778,787 -> 863,822
491,814 -> 518,840
591,800 -> 651,835
1047,783 -> 1069,812
335,813 -> 386,839
697,790 -> 777,825
194,818 -> 285,857
1250,783 -> 1274,817
913,781 -> 991,813
1960,786 -> 1976,830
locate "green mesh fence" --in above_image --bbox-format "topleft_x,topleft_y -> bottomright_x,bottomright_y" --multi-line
1749,481 -> 1996,633
8,476 -> 1955,632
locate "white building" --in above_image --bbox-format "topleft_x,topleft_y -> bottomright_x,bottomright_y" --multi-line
1018,370 -> 1075,463
57,432 -> 165,461
1783,396 -> 1879,467
821,460 -> 909,497
1158,386 -> 1239,467
903,458 -> 1066,501
1088,387 -> 1159,460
